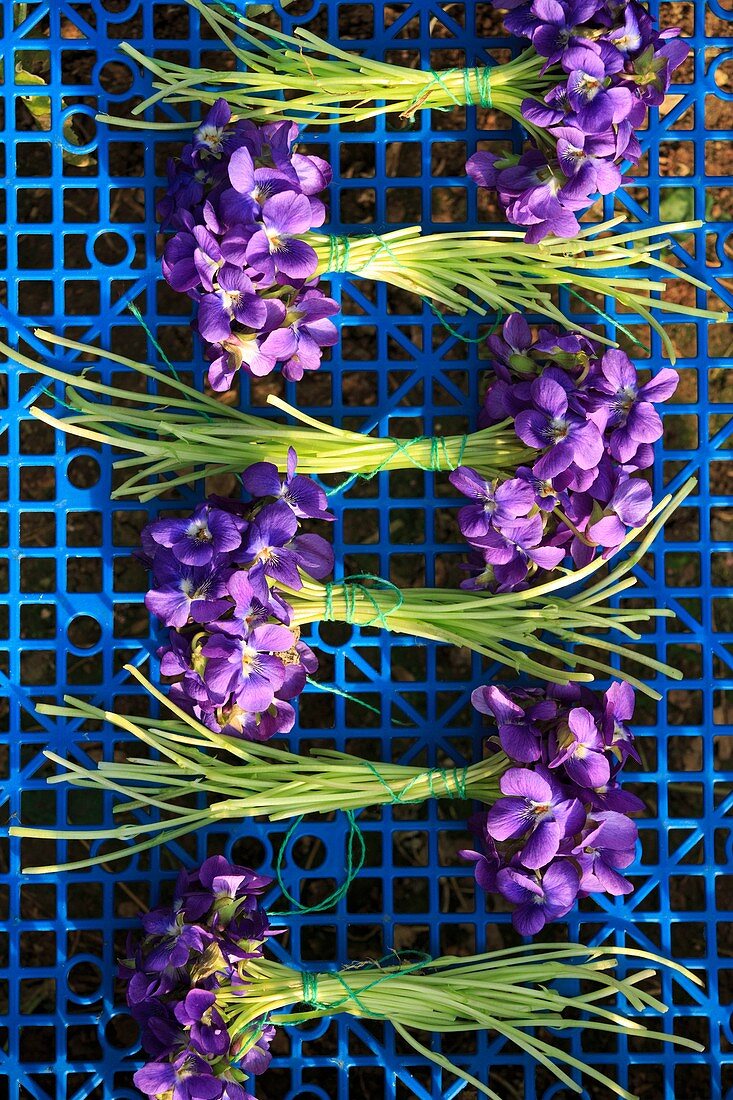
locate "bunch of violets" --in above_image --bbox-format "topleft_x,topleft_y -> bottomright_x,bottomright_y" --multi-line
449,312 -> 678,592
467,0 -> 689,240
463,678 -> 643,934
141,447 -> 332,741
123,852 -> 702,1100
123,856 -> 275,1100
159,99 -> 338,388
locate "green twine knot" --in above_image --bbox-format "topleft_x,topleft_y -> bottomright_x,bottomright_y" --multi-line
299,951 -> 432,1017
404,66 -> 492,116
351,232 -> 400,275
323,582 -> 335,622
271,809 -> 366,916
301,971 -> 320,1007
326,234 -> 351,274
362,760 -> 470,803
324,432 -> 468,498
326,573 -> 404,629
463,67 -> 493,108
428,434 -> 468,471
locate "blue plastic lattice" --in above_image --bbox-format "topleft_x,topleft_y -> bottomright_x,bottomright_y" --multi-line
1,1 -> 732,1097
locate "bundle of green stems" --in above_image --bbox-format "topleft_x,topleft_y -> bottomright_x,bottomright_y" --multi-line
12,668 -> 507,872
307,218 -> 724,361
96,0 -> 577,133
281,479 -> 695,700
8,331 -> 530,500
212,946 -> 703,1100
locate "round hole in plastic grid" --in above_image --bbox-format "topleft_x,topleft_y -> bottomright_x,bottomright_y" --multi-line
67,453 -> 101,488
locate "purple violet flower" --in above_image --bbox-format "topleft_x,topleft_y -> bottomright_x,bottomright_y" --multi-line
147,504 -> 245,567
469,1 -> 687,239
157,111 -> 334,383
586,474 -> 652,551
564,46 -> 634,133
197,265 -> 269,344
133,1051 -> 223,1100
589,349 -> 679,462
487,767 -> 584,869
472,684 -> 556,763
191,98 -> 260,164
240,502 -> 305,591
141,455 -> 330,742
530,0 -> 600,64
258,288 -> 339,382
465,679 -> 642,928
514,375 -> 604,478
551,706 -> 611,788
242,447 -> 333,521
450,468 -> 535,540
469,513 -> 565,590
202,625 -> 293,712
497,861 -> 580,935
245,190 -> 318,282
572,810 -> 637,895
603,681 -> 641,764
175,989 -> 230,1057
145,553 -> 233,629
122,858 -> 274,1094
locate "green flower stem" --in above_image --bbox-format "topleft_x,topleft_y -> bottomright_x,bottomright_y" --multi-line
214,947 -> 703,1100
11,666 -> 508,874
310,218 -> 726,362
96,0 -> 552,131
282,478 -> 697,700
4,331 -> 530,500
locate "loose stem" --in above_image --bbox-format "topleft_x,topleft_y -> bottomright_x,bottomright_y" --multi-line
11,666 -> 508,874
282,479 -> 697,700
3,331 -> 530,500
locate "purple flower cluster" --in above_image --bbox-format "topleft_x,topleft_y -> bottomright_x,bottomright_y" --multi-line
450,313 -> 677,592
462,680 -> 642,934
142,448 -> 333,741
467,1 -> 689,240
122,857 -> 275,1100
159,99 -> 338,387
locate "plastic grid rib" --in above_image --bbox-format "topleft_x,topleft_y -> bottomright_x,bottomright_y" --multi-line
0,1 -> 731,1097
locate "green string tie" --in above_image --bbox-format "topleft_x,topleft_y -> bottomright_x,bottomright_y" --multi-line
211,0 -> 239,15
322,573 -> 404,629
425,68 -> 463,109
128,302 -> 183,385
408,66 -> 491,112
271,809 -> 366,916
425,297 -> 504,344
324,432 -> 468,498
41,385 -> 78,414
326,234 -> 351,274
353,232 -> 400,275
568,287 -> 648,353
362,760 -> 470,803
299,951 -> 432,1017
305,676 -> 411,727
463,66 -> 493,108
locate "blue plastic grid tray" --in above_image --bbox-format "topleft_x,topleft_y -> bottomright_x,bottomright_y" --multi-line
1,1 -> 732,1097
